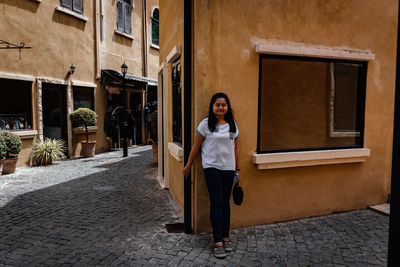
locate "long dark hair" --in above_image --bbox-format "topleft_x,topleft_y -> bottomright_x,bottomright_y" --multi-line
208,92 -> 237,133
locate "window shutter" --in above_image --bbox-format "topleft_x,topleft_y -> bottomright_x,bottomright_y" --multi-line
117,1 -> 124,32
125,3 -> 132,34
60,0 -> 72,9
73,0 -> 83,14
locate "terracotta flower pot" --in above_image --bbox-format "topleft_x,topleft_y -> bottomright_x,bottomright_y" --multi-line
81,141 -> 96,157
2,157 -> 18,174
152,144 -> 158,163
0,159 -> 4,175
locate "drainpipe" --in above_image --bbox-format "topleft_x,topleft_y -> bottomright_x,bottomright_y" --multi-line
95,0 -> 102,79
142,0 -> 148,77
183,0 -> 193,234
388,0 -> 400,265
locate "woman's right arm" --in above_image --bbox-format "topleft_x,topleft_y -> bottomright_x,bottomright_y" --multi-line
182,133 -> 204,178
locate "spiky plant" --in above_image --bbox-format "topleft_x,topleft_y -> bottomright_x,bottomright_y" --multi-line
31,138 -> 66,166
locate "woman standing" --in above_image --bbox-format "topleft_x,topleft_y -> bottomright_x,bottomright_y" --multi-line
183,92 -> 240,259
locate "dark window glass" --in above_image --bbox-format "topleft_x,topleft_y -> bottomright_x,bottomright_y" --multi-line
0,79 -> 33,131
152,8 -> 159,46
172,60 -> 182,144
60,0 -> 83,14
116,0 -> 132,34
73,86 -> 94,110
258,55 -> 367,153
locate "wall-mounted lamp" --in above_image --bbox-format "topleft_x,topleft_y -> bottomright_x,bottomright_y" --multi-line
121,62 -> 128,75
68,64 -> 76,75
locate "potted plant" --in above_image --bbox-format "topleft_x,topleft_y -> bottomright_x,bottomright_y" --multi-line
0,135 -> 6,174
70,108 -> 97,157
31,138 -> 66,166
0,131 -> 22,174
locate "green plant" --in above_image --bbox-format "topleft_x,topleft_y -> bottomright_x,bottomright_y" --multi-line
70,108 -> 97,142
31,138 -> 66,166
0,135 -> 7,159
0,131 -> 22,157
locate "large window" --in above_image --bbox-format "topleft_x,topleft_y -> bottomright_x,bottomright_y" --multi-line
73,86 -> 94,110
151,8 -> 159,46
172,60 -> 182,144
258,55 -> 367,153
0,79 -> 33,131
60,0 -> 83,14
117,0 -> 132,34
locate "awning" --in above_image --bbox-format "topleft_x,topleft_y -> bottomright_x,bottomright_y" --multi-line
101,69 -> 157,88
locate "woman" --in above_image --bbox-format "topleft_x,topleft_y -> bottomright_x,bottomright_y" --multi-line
183,92 -> 240,259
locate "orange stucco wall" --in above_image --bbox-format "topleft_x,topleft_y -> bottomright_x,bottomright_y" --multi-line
192,0 -> 397,232
161,0 -> 398,233
0,0 -> 158,166
159,0 -> 185,210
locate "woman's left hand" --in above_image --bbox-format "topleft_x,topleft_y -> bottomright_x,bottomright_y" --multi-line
234,171 -> 240,183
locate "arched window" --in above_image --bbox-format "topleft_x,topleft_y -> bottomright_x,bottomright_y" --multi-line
151,8 -> 159,46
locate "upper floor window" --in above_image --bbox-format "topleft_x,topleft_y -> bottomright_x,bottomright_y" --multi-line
60,0 -> 83,14
257,55 -> 367,153
151,8 -> 159,46
117,0 -> 132,34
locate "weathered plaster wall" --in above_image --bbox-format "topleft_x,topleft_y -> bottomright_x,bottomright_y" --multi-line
159,0 -> 185,211
193,0 -> 397,232
0,0 -> 95,80
0,0 -> 98,164
101,0 -> 143,76
147,0 -> 160,79
1,0 -> 159,166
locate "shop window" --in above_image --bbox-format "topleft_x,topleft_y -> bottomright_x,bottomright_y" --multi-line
73,86 -> 94,110
0,79 -> 33,131
60,0 -> 83,14
151,8 -> 159,46
117,0 -> 132,34
258,55 -> 367,153
172,60 -> 182,144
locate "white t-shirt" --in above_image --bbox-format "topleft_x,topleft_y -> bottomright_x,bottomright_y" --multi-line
196,118 -> 239,171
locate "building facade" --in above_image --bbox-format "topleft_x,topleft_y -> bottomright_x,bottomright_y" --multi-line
159,0 -> 397,232
0,0 -> 159,164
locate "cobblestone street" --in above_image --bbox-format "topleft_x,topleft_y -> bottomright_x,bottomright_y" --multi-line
0,146 -> 389,266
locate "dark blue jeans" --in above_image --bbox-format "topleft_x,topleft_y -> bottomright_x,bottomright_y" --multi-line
204,168 -> 234,243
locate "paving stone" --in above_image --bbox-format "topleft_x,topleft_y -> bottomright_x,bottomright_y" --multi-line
0,146 -> 390,266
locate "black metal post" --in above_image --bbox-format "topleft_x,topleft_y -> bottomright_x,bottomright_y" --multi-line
388,0 -> 400,265
122,72 -> 128,157
183,0 -> 193,234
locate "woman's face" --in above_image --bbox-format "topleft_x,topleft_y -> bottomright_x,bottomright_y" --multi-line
212,97 -> 228,117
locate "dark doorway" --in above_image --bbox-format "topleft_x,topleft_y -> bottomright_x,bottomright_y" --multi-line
129,91 -> 143,145
42,83 -> 68,151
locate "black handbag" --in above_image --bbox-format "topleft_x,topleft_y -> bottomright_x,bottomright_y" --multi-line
232,182 -> 243,205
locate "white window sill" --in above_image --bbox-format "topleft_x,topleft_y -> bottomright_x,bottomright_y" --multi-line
168,142 -> 183,162
31,0 -> 42,2
114,30 -> 135,40
72,126 -> 98,134
254,41 -> 375,61
56,6 -> 88,22
12,130 -> 37,140
150,43 -> 159,50
252,148 -> 370,169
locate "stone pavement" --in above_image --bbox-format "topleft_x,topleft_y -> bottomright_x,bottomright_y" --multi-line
0,146 -> 389,266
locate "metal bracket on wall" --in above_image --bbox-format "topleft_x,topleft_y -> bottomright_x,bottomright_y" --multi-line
0,40 -> 32,59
